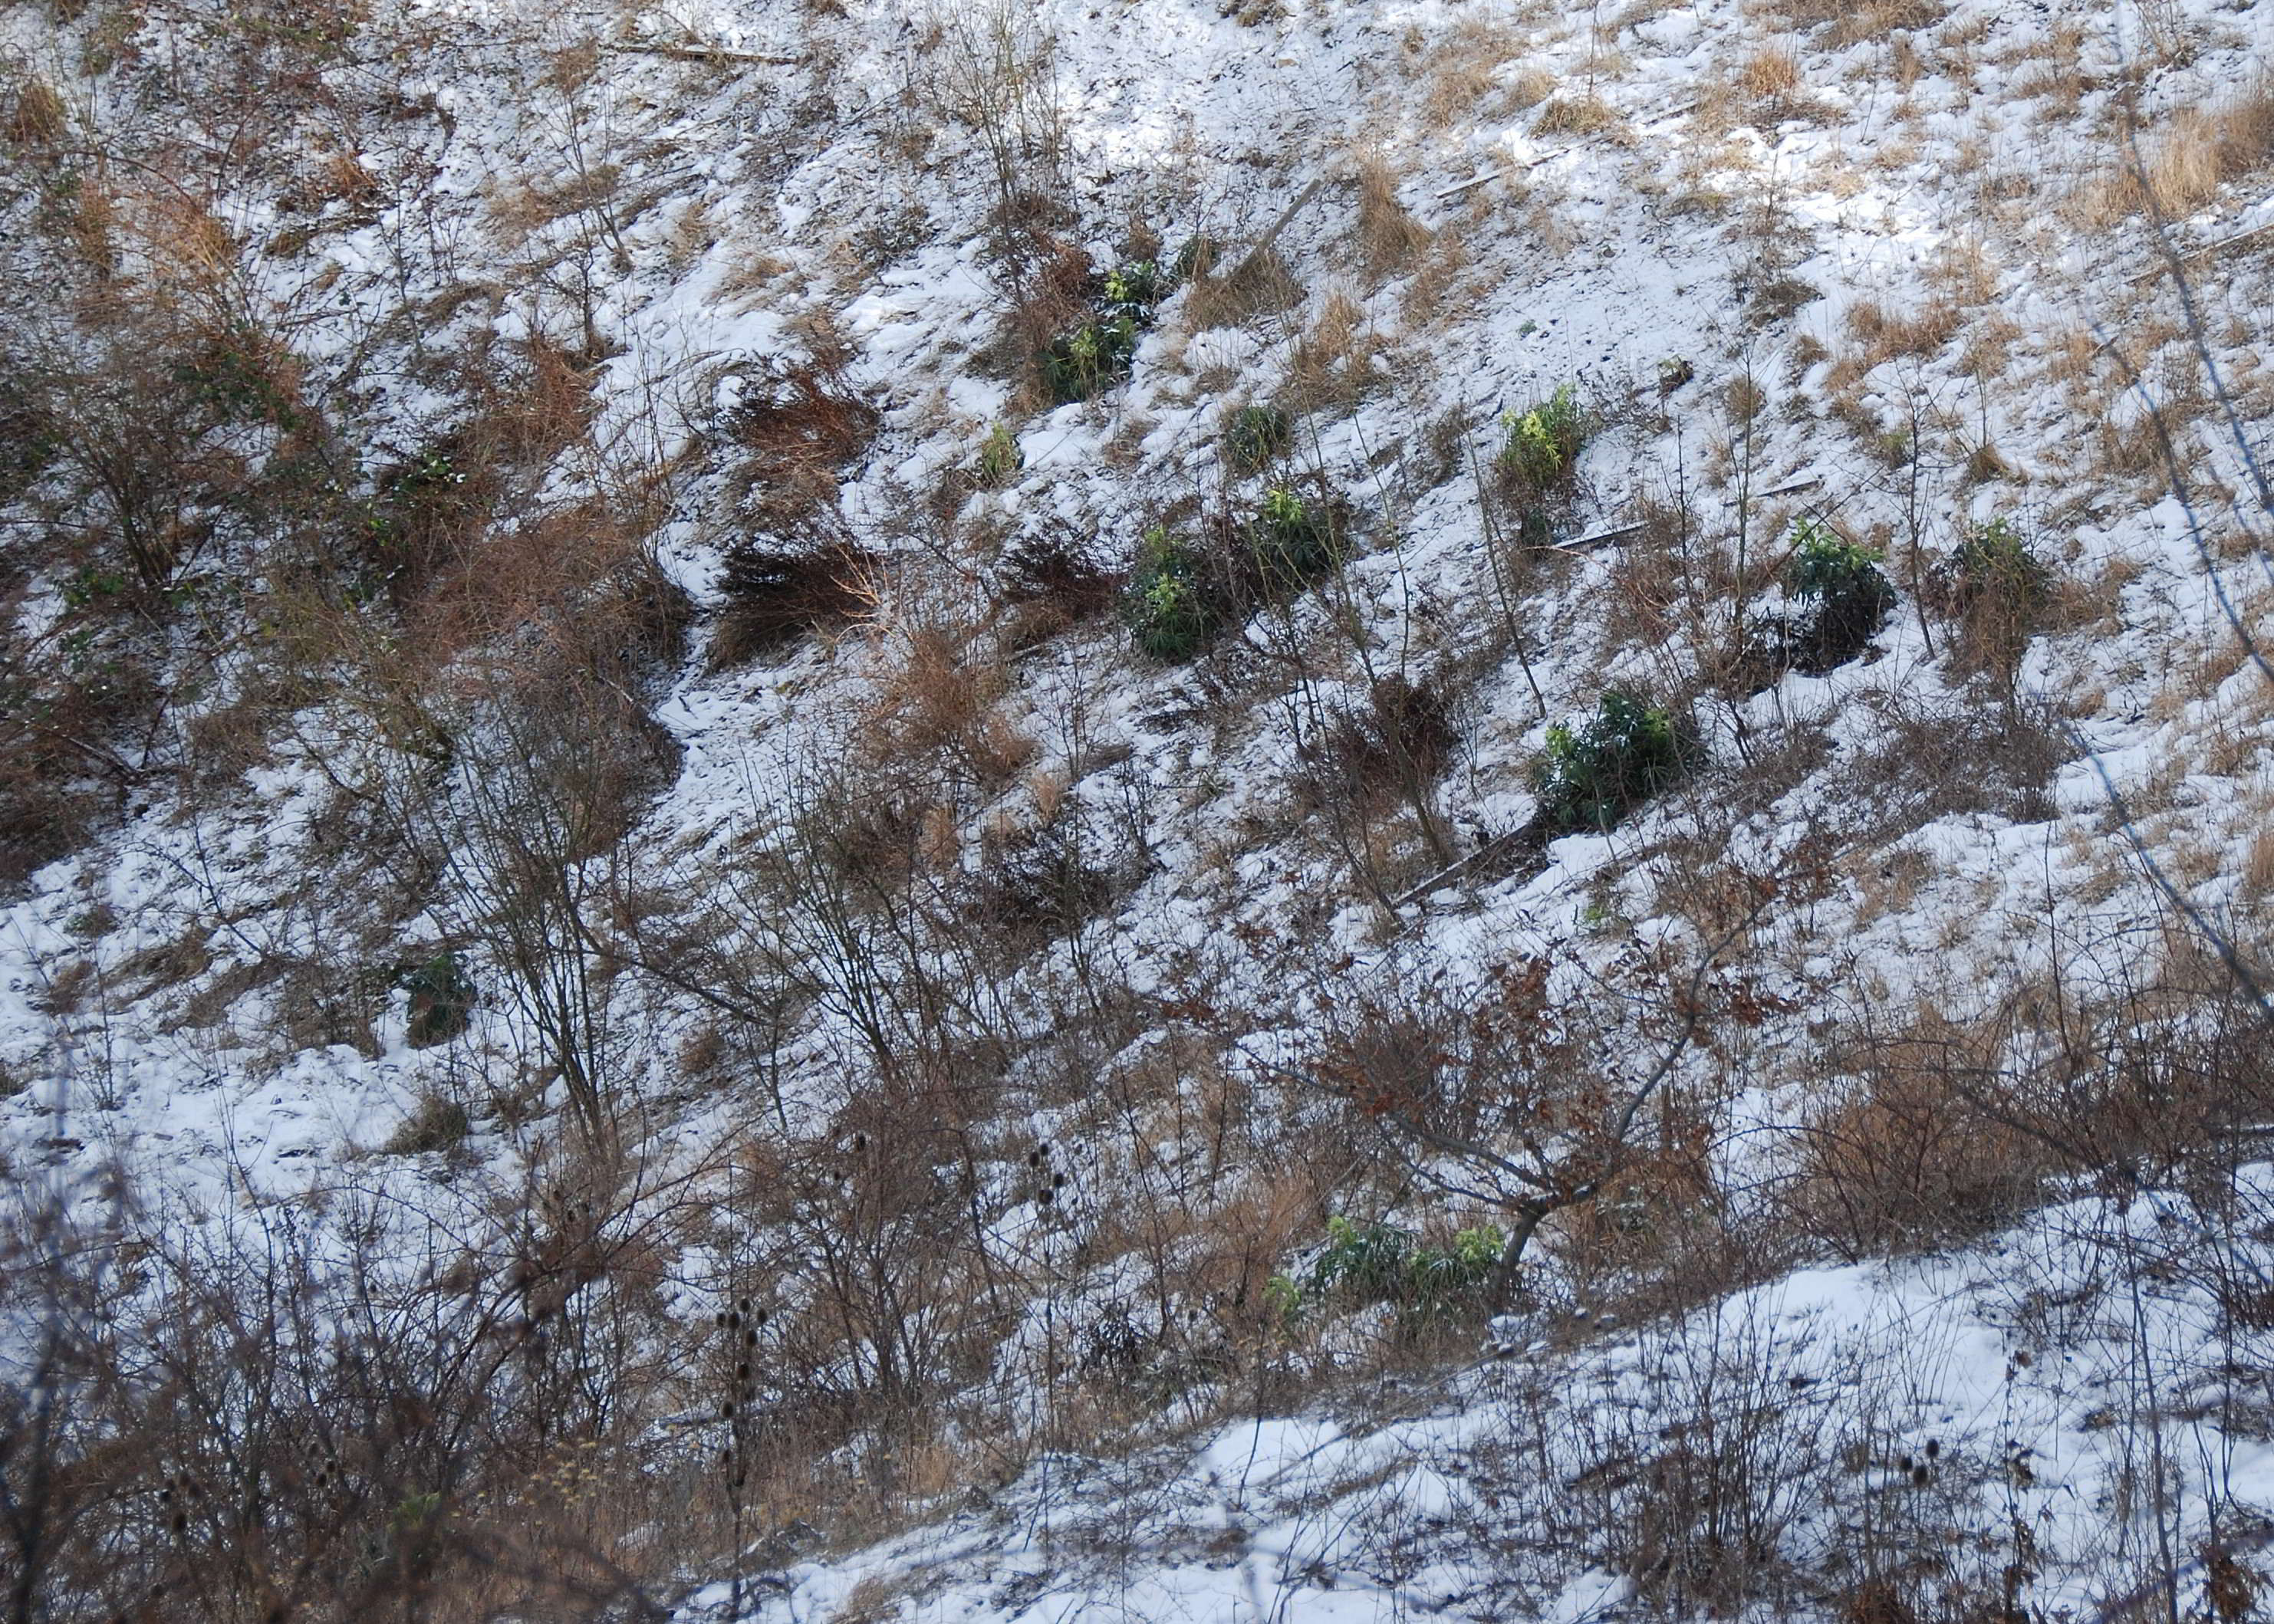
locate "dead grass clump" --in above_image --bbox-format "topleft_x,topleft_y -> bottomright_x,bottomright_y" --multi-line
1794,1020 -> 2051,1257
1300,675 -> 1456,820
1753,0 -> 1946,42
1841,299 -> 1963,371
1534,92 -> 1625,140
1284,289 -> 1389,414
1180,246 -> 1305,333
973,823 -> 1121,945
712,534 -> 884,666
1841,692 -> 2064,831
1420,23 -> 1520,128
2078,84 -> 2274,225
1735,46 -> 1802,113
993,526 -> 1119,649
3,74 -> 66,152
725,356 -> 881,526
864,625 -> 1032,784
1353,150 -> 1431,281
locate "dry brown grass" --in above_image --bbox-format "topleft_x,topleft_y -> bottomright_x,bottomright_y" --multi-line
1749,0 -> 1945,43
1353,150 -> 1431,282
1283,288 -> 1389,413
1418,20 -> 1525,129
1535,91 -> 1627,140
2075,82 -> 2274,225
864,623 -> 1034,786
2,73 -> 66,151
1735,49 -> 1797,105
1792,1008 -> 2052,1257
1180,246 -> 1305,333
723,353 -> 881,528
1839,298 -> 1963,370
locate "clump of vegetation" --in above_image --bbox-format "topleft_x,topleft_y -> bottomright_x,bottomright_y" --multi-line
1042,256 -> 1173,403
1223,402 -> 1292,471
1121,484 -> 1348,659
383,1090 -> 472,1155
1243,482 -> 1338,592
1781,516 -> 1894,671
1934,516 -> 2054,682
974,421 -> 1022,485
1945,517 -> 2050,613
1268,1215 -> 1505,1326
1121,525 -> 1216,659
711,534 -> 882,666
1533,689 -> 1688,835
1498,383 -> 1586,494
400,952 -> 474,1047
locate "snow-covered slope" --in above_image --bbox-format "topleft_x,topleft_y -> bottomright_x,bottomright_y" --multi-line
1,0 -> 2270,1612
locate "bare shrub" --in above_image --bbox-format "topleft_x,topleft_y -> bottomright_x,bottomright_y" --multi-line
711,532 -> 884,666
722,354 -> 880,526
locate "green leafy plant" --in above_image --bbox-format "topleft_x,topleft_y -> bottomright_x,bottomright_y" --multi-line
1246,482 -> 1337,590
1498,383 -> 1586,493
400,952 -> 474,1047
1782,516 -> 1893,670
1041,313 -> 1140,403
1101,257 -> 1167,317
1121,525 -> 1216,659
975,421 -> 1023,486
1533,689 -> 1688,835
1223,402 -> 1292,472
1276,1215 -> 1506,1327
1041,257 -> 1176,404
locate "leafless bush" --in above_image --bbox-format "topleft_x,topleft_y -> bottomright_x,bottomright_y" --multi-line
710,531 -> 884,667
722,354 -> 880,527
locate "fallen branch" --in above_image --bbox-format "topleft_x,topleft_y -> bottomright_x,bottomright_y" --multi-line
1555,474 -> 1822,552
604,41 -> 801,66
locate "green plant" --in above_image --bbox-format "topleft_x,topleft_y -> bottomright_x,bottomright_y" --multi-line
1246,482 -> 1337,589
1782,516 -> 1893,669
1223,402 -> 1292,471
975,421 -> 1022,485
1284,1215 -> 1506,1325
1101,257 -> 1167,317
1121,525 -> 1216,659
400,952 -> 474,1047
1533,689 -> 1688,835
1040,257 -> 1176,403
1499,384 -> 1585,491
1040,313 -> 1140,403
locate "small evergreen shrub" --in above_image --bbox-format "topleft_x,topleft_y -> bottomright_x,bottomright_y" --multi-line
1782,516 -> 1893,671
1498,383 -> 1586,494
1271,1215 -> 1505,1326
1121,525 -> 1217,659
1533,689 -> 1688,834
1041,257 -> 1175,403
400,952 -> 473,1047
974,421 -> 1023,486
1243,482 -> 1338,591
1223,402 -> 1292,471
